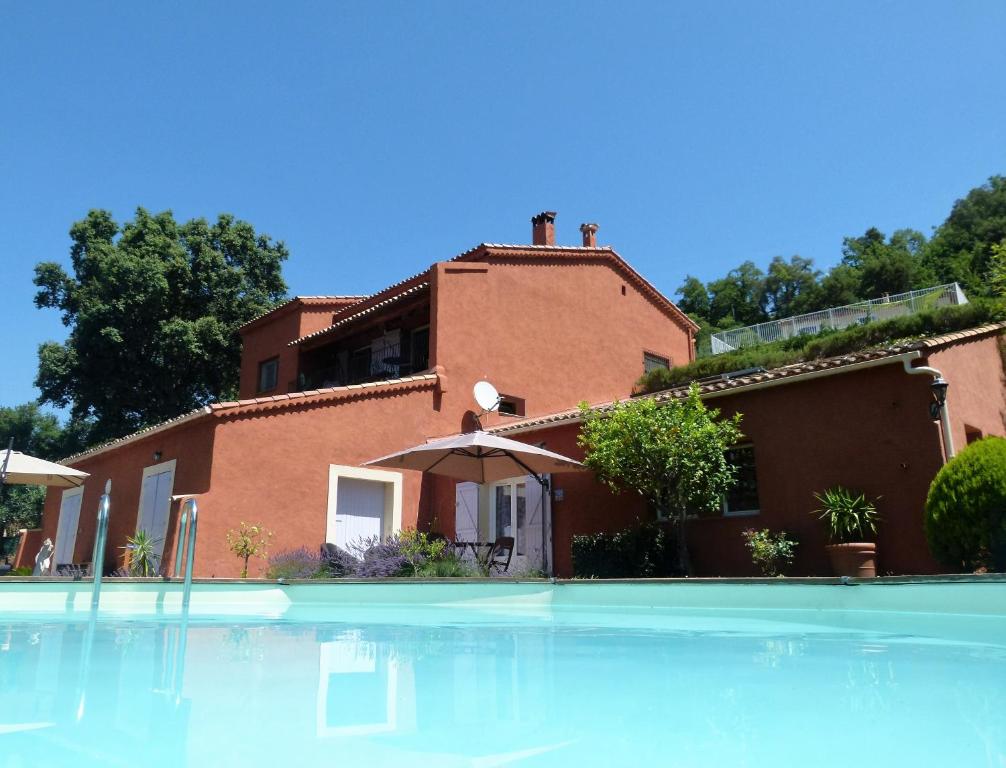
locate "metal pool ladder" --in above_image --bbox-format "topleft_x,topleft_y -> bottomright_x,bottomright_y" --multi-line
89,480 -> 112,610
172,496 -> 199,609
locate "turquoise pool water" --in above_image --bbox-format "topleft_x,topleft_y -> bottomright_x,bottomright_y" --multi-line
1,584 -> 1005,767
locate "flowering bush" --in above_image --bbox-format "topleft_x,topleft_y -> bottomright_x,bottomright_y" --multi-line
348,535 -> 409,578
226,522 -> 273,578
742,528 -> 798,576
266,547 -> 326,579
320,544 -> 359,577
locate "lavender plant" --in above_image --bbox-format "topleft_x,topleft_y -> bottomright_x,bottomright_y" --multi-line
348,535 -> 409,578
266,547 -> 326,579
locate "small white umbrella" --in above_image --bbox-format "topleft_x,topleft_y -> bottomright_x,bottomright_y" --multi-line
0,448 -> 89,488
364,430 -> 586,483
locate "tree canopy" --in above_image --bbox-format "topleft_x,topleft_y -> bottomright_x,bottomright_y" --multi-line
578,386 -> 743,573
678,175 -> 1006,353
34,208 -> 288,445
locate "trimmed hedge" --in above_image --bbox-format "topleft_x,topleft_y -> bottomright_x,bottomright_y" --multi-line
637,299 -> 1006,395
925,436 -> 1006,572
572,521 -> 683,578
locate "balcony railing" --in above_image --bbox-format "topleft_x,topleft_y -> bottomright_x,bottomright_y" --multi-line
301,340 -> 429,390
709,283 -> 968,355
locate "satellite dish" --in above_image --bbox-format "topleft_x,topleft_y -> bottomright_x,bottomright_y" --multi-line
473,380 -> 501,412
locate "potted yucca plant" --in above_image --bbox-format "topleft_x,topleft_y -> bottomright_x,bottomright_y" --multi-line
813,487 -> 880,577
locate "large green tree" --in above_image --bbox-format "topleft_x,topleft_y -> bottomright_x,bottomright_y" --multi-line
924,175 -> 1006,294
761,255 -> 821,318
578,386 -> 743,573
706,261 -> 768,327
841,227 -> 933,298
34,208 -> 288,444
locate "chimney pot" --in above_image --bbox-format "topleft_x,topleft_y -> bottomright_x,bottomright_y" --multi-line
580,222 -> 599,247
531,211 -> 557,246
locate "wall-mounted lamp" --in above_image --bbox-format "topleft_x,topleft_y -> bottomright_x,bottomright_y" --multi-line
929,377 -> 949,420
153,451 -> 163,462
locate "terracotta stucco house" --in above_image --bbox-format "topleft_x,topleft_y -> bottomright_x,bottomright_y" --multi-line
19,212 -> 1006,578
22,213 -> 699,577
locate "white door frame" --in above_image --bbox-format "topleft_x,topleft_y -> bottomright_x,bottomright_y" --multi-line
488,475 -> 551,574
135,459 -> 176,557
53,486 -> 85,566
327,465 -> 403,546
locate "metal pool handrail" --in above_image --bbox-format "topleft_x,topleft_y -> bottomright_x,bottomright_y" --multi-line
173,497 -> 199,609
89,480 -> 111,610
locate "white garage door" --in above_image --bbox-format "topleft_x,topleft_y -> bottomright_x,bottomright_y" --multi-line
334,477 -> 385,549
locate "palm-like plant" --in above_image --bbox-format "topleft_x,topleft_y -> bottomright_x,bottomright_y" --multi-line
122,529 -> 161,576
813,487 -> 880,543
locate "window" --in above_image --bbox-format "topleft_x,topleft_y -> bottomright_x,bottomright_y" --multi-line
722,445 -> 759,516
643,352 -> 670,374
493,479 -> 527,556
257,357 -> 279,393
498,394 -> 525,417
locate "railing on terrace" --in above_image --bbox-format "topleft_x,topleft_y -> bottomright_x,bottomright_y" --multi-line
301,340 -> 430,390
708,282 -> 969,356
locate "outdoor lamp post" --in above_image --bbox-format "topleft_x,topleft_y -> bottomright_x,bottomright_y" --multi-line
929,377 -> 949,420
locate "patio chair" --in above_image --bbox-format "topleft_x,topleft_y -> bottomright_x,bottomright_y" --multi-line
486,536 -> 514,575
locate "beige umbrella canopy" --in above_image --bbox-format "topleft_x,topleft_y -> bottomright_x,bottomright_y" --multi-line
365,430 -> 587,484
0,449 -> 89,488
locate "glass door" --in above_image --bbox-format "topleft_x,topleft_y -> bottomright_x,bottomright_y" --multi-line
492,480 -> 526,557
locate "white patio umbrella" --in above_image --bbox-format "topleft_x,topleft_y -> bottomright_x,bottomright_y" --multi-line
0,447 -> 89,488
364,429 -> 586,484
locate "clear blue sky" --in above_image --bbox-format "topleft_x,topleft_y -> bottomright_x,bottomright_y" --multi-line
2,1 -> 1004,411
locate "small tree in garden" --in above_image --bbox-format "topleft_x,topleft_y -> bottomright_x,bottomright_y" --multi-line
578,385 -> 743,574
742,529 -> 798,576
226,522 -> 273,578
925,436 -> 1006,572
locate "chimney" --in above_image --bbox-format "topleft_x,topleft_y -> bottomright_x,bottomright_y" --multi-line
580,222 -> 599,247
531,211 -> 557,246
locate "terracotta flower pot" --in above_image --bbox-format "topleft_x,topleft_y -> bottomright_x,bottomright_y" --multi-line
825,542 -> 877,578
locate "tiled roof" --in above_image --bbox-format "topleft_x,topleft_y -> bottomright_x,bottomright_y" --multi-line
288,242 -> 698,348
210,373 -> 438,416
291,282 -> 432,347
490,323 -> 1006,436
62,406 -> 214,462
62,375 -> 440,463
238,295 -> 369,332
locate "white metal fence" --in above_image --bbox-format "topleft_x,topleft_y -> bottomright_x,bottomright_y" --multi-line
709,283 -> 969,355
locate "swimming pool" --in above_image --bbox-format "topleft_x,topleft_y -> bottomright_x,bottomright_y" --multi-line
1,579 -> 1004,767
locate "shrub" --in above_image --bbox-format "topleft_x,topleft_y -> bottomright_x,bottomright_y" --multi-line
572,522 -> 682,578
637,299 -> 1006,395
925,436 -> 1006,572
266,547 -> 326,579
5,566 -> 32,577
348,535 -> 409,578
742,528 -> 798,576
813,487 -> 880,543
398,529 -> 449,576
416,553 -> 478,578
320,544 -> 358,577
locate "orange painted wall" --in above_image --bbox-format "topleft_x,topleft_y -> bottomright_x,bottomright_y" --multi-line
432,352 -> 1006,578
430,256 -> 694,435
239,302 -> 359,398
929,334 -> 1006,449
36,418 -> 216,575
197,384 -> 438,577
